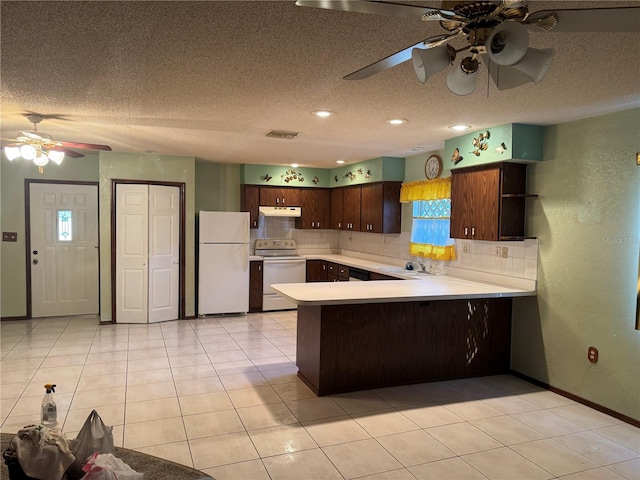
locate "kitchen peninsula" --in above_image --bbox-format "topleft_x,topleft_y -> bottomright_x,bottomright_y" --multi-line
272,275 -> 535,396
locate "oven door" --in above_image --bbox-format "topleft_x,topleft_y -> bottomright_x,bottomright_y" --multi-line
262,257 -> 306,311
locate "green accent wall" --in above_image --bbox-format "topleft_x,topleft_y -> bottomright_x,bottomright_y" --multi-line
195,161 -> 241,212
241,156 -> 404,188
445,123 -> 543,169
98,152 -> 196,321
241,164 -> 330,187
0,154 -> 99,318
512,108 -> 640,420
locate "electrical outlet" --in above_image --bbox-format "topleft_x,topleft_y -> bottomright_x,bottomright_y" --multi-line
495,246 -> 501,257
501,247 -> 509,258
463,243 -> 470,254
588,346 -> 599,363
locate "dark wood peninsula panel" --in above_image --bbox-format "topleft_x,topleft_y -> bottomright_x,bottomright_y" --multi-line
296,298 -> 512,396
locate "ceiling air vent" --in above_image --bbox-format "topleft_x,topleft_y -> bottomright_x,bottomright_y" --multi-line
266,130 -> 300,140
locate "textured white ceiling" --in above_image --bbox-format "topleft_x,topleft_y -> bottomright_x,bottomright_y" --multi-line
1,1 -> 639,168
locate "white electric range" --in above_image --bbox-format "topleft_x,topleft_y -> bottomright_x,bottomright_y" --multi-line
255,239 -> 306,311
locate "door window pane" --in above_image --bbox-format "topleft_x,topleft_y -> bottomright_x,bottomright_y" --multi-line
58,210 -> 72,242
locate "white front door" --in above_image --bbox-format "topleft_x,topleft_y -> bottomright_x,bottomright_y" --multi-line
30,183 -> 99,318
115,184 -> 179,323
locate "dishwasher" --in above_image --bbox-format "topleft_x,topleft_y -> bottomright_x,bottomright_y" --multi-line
348,267 -> 370,281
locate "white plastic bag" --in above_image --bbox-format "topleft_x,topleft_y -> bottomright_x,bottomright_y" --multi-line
82,452 -> 144,480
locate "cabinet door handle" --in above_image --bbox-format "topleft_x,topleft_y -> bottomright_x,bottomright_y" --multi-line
276,198 -> 279,204
471,227 -> 475,237
258,265 -> 261,271
322,265 -> 326,270
338,222 -> 341,228
464,227 -> 468,236
317,222 -> 320,228
282,197 -> 285,204
312,221 -> 315,227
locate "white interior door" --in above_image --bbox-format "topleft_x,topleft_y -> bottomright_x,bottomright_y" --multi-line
115,184 -> 179,323
30,183 -> 99,318
116,184 -> 149,324
148,185 -> 179,323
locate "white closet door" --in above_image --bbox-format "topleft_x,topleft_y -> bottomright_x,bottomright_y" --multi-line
116,184 -> 149,324
115,183 -> 180,323
30,183 -> 99,317
148,185 -> 180,323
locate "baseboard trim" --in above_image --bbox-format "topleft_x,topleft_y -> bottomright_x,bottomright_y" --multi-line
0,316 -> 30,322
510,370 -> 639,428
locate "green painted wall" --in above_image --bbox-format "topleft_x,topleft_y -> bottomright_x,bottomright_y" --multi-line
240,156 -> 404,188
329,157 -> 404,186
241,164 -> 330,187
98,152 -> 196,321
195,161 -> 241,212
0,155 -> 99,317
512,108 -> 640,420
445,123 -> 543,169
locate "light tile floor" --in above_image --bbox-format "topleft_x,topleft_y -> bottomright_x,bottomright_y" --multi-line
1,313 -> 639,480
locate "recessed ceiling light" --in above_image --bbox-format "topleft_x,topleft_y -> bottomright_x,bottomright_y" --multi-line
313,110 -> 334,117
449,124 -> 472,131
291,163 -> 300,168
387,119 -> 407,125
336,160 -> 345,164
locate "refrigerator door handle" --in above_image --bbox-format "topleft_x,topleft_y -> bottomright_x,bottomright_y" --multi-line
243,243 -> 249,271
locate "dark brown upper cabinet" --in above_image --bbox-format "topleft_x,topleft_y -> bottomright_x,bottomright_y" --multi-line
450,162 -> 534,241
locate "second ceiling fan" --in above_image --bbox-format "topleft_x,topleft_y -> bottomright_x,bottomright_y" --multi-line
295,0 -> 640,95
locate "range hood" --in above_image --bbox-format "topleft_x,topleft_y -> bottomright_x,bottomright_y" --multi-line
259,206 -> 301,217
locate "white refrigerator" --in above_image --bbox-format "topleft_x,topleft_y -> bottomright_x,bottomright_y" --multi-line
198,211 -> 250,315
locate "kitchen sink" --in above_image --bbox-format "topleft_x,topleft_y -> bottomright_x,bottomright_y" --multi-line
379,267 -> 420,276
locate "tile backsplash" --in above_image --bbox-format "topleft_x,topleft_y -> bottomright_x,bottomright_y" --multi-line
250,216 -> 538,281
449,238 -> 538,280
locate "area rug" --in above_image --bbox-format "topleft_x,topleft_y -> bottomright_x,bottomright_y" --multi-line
1,433 -> 212,480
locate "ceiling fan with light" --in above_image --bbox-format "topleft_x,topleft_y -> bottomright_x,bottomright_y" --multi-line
2,114 -> 112,173
295,0 -> 640,95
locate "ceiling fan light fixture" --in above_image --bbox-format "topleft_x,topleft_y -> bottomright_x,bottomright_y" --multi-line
512,47 -> 555,84
33,152 -> 49,167
411,44 -> 455,84
20,144 -> 37,160
446,57 -> 479,96
487,22 -> 529,66
4,146 -> 21,161
48,150 -> 65,165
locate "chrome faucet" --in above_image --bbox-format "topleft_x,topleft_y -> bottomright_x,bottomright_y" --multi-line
418,261 -> 427,273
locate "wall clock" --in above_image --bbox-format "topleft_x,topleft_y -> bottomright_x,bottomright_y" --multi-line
425,154 -> 443,179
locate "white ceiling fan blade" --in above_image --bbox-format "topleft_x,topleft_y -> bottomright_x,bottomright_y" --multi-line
295,0 -> 457,21
526,7 -> 640,32
344,32 -> 463,80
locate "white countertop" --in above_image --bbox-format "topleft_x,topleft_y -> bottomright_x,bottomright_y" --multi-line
271,274 -> 535,306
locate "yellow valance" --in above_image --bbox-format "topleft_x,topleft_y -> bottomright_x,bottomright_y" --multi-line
400,177 -> 451,202
409,243 -> 457,261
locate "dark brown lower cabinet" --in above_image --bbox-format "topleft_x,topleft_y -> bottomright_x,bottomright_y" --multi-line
249,260 -> 263,312
306,259 -> 328,282
296,298 -> 512,395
